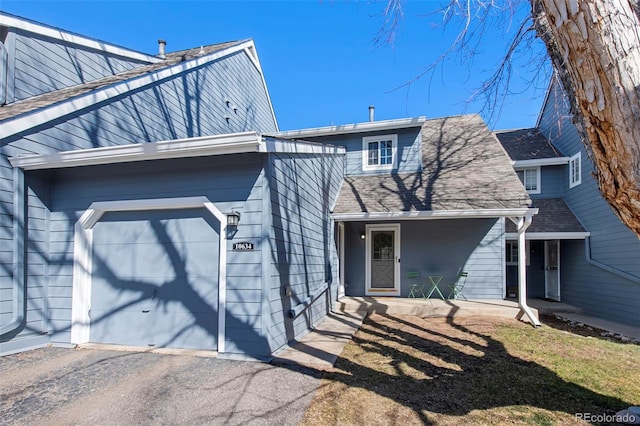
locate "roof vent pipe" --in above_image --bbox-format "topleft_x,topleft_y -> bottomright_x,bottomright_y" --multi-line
369,105 -> 375,122
158,39 -> 166,59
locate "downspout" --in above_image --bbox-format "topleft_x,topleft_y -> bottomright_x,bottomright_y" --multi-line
517,212 -> 541,327
0,167 -> 25,337
584,236 -> 640,284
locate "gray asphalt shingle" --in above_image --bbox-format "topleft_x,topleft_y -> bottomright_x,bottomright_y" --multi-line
495,128 -> 563,161
505,198 -> 585,233
333,114 -> 531,214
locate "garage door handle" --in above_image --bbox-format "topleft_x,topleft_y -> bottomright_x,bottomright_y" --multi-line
142,309 -> 150,313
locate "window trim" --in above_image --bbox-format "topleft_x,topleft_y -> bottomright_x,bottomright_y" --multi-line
362,134 -> 398,171
506,240 -> 530,266
569,152 -> 581,188
516,167 -> 541,195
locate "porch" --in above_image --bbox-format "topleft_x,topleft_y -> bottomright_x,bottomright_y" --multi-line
335,296 -> 542,321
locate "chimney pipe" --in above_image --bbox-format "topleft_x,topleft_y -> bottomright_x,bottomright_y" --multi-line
369,105 -> 375,122
158,39 -> 166,59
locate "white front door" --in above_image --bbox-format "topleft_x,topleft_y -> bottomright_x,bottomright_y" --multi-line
365,224 -> 400,296
545,240 -> 561,301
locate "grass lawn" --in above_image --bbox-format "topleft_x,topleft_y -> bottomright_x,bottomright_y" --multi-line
301,314 -> 640,425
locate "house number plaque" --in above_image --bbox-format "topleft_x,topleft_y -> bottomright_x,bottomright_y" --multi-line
233,242 -> 254,251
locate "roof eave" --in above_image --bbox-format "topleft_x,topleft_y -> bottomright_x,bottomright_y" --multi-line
9,132 -> 345,170
0,12 -> 160,63
506,232 -> 590,240
513,158 -> 570,167
332,208 -> 538,222
275,117 -> 427,138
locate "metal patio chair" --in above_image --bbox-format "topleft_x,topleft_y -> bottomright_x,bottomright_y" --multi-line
407,272 -> 424,298
448,270 -> 469,300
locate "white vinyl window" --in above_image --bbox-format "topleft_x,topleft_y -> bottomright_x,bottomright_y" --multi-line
506,241 -> 530,266
516,167 -> 540,194
363,134 -> 397,171
569,152 -> 581,188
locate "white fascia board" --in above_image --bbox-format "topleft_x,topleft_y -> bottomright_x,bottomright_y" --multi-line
513,158 -> 570,168
9,132 -> 262,170
240,41 -> 279,132
275,117 -> 427,138
332,208 -> 537,222
505,232 -> 590,240
0,42 -> 248,138
261,138 -> 345,155
1,13 -> 160,63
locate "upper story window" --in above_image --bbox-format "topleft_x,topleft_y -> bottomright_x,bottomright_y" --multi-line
362,134 -> 397,171
569,152 -> 581,188
516,167 -> 540,194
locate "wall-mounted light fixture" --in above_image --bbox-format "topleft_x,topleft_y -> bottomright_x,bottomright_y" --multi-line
360,233 -> 366,240
227,210 -> 241,227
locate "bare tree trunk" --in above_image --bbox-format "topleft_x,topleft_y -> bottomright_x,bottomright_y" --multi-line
532,0 -> 640,238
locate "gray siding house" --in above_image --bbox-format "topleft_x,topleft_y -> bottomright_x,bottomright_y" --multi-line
496,79 -> 640,327
0,12 -> 344,359
1,12 -> 543,359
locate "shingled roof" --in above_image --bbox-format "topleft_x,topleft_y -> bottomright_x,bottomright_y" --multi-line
495,128 -> 563,161
333,114 -> 531,214
0,40 -> 244,122
505,198 -> 585,233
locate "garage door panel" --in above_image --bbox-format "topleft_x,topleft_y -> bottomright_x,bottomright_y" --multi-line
91,277 -> 155,311
89,310 -> 154,346
93,242 -> 218,278
96,211 -> 219,243
153,277 -> 218,313
151,312 -> 217,349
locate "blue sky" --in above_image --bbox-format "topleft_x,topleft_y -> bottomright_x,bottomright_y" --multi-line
1,0 -> 551,131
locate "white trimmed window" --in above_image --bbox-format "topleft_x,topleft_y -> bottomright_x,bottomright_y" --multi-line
569,152 -> 581,188
506,241 -> 530,266
516,167 -> 540,194
362,134 -> 397,171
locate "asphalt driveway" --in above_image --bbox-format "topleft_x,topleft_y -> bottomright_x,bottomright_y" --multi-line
0,347 -> 321,425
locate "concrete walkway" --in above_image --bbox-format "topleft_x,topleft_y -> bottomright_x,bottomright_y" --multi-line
272,297 -> 640,369
272,310 -> 367,370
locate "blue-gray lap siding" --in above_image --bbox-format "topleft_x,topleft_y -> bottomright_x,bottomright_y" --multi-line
266,151 -> 344,353
4,27 -> 153,102
41,154 -> 268,354
295,127 -> 422,176
343,218 -> 505,299
0,48 -> 277,352
538,84 -> 640,326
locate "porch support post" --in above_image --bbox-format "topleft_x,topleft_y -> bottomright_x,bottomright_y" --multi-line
515,213 -> 541,327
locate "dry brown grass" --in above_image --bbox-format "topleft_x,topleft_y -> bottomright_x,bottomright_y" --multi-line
301,314 -> 640,425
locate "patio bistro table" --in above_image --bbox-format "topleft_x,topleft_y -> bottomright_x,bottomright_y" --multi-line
424,275 -> 445,300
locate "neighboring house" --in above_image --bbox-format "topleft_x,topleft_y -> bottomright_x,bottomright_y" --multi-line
496,79 -> 640,327
0,12 -> 343,359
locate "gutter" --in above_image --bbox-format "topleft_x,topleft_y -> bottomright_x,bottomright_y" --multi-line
516,213 -> 541,327
0,168 -> 25,337
585,236 -> 640,284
